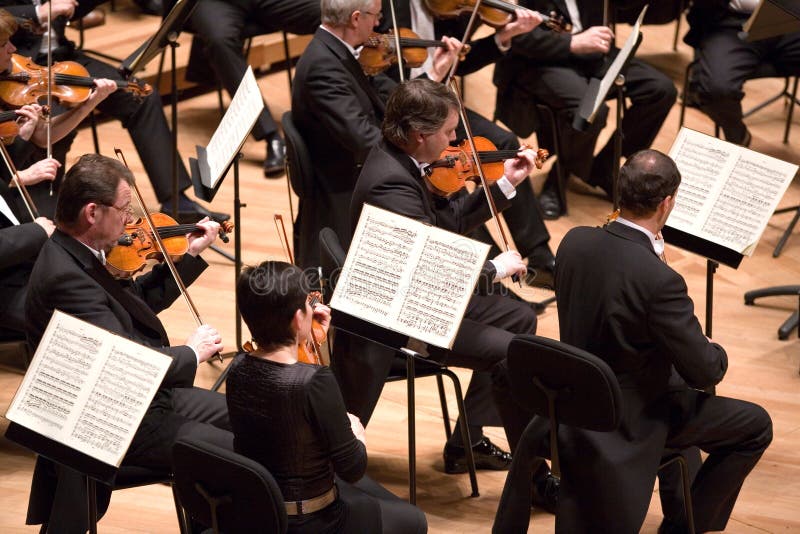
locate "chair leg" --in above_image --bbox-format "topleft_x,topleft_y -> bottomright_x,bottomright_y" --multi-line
435,374 -> 452,440
784,76 -> 798,144
536,103 -> 567,215
659,454 -> 696,534
171,482 -> 190,534
440,368 -> 479,497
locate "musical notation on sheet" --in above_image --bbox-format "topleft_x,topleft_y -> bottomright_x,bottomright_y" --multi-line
667,127 -> 798,256
5,311 -> 171,467
331,204 -> 489,349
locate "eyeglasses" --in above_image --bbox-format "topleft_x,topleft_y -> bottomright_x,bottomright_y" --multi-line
362,9 -> 383,21
105,203 -> 135,222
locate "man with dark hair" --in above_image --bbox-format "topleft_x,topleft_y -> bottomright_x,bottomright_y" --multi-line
347,78 -> 557,503
495,149 -> 773,532
24,154 -> 232,532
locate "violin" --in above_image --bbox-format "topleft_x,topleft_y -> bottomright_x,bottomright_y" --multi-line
423,0 -> 571,32
0,54 -> 151,108
106,212 -> 233,279
299,290 -> 327,365
359,28 -> 470,76
425,136 -> 549,196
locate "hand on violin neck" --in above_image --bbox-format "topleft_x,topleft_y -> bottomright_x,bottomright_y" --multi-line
503,147 -> 539,187
186,324 -> 223,364
496,8 -> 544,48
491,250 -> 526,282
186,216 -> 221,257
14,104 -> 44,141
311,303 -> 332,336
84,78 -> 117,108
17,157 -> 60,186
36,0 -> 78,24
428,36 -> 461,82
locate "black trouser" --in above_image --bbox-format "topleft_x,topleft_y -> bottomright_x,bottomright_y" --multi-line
691,23 -> 800,142
188,0 -> 320,140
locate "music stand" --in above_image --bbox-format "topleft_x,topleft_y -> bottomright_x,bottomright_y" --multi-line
119,0 -> 200,220
573,6 -> 646,210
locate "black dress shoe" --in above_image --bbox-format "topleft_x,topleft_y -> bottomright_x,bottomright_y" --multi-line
657,518 -> 690,534
443,437 -> 512,474
531,472 -> 559,514
264,136 -> 286,178
161,197 -> 230,225
538,187 -> 562,220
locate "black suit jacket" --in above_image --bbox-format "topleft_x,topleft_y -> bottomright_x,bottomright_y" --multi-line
552,221 -> 727,530
24,229 -> 207,529
351,140 -> 512,280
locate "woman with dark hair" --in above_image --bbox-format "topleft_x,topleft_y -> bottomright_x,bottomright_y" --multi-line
226,260 -> 427,533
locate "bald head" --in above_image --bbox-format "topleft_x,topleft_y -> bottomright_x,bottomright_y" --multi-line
618,149 -> 681,218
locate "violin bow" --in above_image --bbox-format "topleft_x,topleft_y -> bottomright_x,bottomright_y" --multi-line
386,0 -> 405,82
443,0 -> 520,284
273,213 -> 294,264
0,142 -> 39,220
114,148 -> 224,363
45,0 -> 54,196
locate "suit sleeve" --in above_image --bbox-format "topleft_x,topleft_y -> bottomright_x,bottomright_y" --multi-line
439,184 -> 512,235
648,269 -> 727,389
303,61 -> 383,165
0,222 -> 47,269
131,254 -> 208,314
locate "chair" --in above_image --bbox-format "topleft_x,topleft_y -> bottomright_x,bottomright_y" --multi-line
744,285 -> 800,343
318,226 -> 479,504
172,435 -> 287,533
507,334 -> 695,532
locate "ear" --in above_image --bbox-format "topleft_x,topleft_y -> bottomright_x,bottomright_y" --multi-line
349,9 -> 361,29
84,203 -> 99,225
291,308 -> 305,337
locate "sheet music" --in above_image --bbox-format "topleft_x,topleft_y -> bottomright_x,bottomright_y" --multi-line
5,311 -> 171,467
587,5 -> 648,122
330,204 -> 489,349
667,127 -> 798,256
202,67 -> 264,188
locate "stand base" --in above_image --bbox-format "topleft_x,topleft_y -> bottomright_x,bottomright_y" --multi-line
744,285 -> 800,340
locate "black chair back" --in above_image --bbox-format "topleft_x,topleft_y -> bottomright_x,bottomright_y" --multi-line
172,436 -> 287,534
281,111 -> 315,198
508,334 -> 622,432
319,226 -> 346,302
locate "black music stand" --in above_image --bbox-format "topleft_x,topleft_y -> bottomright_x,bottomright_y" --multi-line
120,0 -> 200,220
573,15 -> 645,209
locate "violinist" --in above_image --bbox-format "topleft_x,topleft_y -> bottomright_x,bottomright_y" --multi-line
227,260 -> 427,533
493,0 -> 677,220
291,0 -> 462,269
0,0 -> 229,223
379,0 -> 558,289
24,153 -> 233,532
0,8 -> 113,203
349,78 -> 557,509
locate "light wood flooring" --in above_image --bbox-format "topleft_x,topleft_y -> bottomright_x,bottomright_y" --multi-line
1,3 -> 799,532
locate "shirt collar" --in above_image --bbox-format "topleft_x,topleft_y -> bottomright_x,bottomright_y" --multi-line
319,24 -> 361,59
615,216 -> 664,256
79,241 -> 107,265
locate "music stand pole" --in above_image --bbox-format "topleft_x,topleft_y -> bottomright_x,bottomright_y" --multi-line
210,154 -> 244,392
612,74 -> 625,211
705,259 -> 719,337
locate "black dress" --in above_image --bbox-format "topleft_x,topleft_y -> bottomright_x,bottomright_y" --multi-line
226,355 -> 427,534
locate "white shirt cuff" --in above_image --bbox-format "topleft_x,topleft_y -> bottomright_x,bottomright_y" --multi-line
489,259 -> 506,282
496,176 -> 517,199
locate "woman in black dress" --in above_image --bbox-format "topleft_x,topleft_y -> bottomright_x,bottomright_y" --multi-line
226,260 -> 427,533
